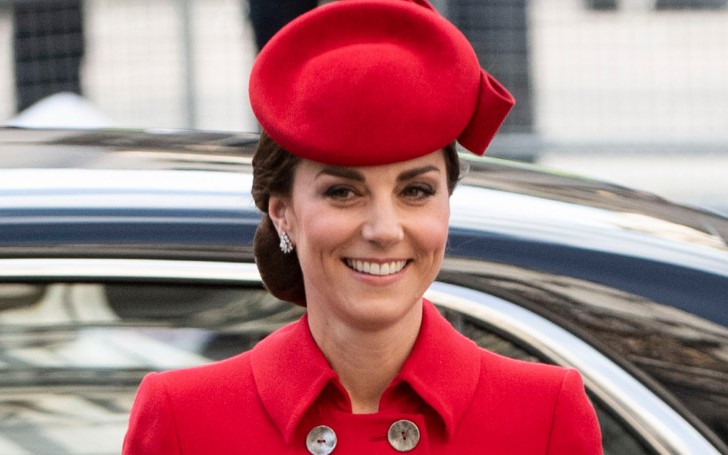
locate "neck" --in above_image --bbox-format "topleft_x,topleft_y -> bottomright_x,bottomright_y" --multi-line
307,300 -> 423,414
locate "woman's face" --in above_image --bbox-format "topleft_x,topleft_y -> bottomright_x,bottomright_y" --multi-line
270,150 -> 451,330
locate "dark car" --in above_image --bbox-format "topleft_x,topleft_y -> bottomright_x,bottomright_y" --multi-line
1,128 -> 727,454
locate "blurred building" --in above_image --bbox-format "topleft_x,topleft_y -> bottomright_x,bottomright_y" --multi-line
0,0 -> 726,152
11,0 -> 85,112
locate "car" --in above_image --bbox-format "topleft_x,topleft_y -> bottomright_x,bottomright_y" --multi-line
0,127 -> 727,454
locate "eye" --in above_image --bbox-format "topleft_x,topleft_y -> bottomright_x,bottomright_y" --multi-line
324,185 -> 357,201
401,183 -> 435,200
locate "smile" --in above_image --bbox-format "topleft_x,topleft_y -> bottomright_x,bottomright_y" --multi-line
345,259 -> 408,276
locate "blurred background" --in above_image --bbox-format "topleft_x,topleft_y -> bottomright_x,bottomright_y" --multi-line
0,0 -> 726,214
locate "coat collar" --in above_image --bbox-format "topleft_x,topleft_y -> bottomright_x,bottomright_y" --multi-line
393,300 -> 481,438
250,300 -> 481,443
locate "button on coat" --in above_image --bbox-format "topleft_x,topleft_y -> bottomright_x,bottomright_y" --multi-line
306,425 -> 336,455
388,419 -> 420,451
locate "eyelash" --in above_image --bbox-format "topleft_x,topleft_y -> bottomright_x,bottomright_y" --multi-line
322,183 -> 436,201
402,183 -> 436,199
323,185 -> 357,200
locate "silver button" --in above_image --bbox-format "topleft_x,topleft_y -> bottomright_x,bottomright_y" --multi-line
388,419 -> 420,452
306,425 -> 337,455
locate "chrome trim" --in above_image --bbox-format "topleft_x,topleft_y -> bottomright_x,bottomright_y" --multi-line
425,281 -> 720,455
0,258 -> 262,282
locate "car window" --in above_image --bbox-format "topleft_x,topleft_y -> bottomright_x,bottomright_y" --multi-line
0,282 -> 303,368
0,281 -> 304,454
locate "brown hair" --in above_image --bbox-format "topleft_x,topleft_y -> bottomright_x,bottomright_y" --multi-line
251,131 -> 461,305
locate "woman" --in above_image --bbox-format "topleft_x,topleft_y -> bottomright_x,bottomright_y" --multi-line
123,1 -> 603,453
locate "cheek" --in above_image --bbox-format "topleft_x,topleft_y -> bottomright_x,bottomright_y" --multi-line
413,201 -> 450,256
291,206 -> 356,254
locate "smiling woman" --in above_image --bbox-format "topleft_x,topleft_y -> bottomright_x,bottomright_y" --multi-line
250,132 -> 462,308
122,1 -> 602,454
272,151 -> 451,358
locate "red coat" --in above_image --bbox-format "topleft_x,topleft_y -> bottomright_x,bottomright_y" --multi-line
123,301 -> 602,454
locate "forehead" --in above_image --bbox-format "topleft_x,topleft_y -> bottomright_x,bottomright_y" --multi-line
295,149 -> 447,181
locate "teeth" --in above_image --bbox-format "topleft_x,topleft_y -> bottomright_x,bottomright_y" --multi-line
346,259 -> 406,276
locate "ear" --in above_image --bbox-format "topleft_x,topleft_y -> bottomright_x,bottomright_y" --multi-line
268,194 -> 293,237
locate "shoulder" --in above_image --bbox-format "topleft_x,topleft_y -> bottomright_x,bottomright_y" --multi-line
125,347 -> 266,446
478,348 -> 577,390
474,348 -> 593,413
129,350 -> 258,425
124,344 -> 285,454
145,318 -> 304,395
148,350 -> 253,395
464,349 -> 602,453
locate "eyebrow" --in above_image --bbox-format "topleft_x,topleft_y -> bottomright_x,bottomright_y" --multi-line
315,164 -> 441,182
316,166 -> 365,182
396,165 -> 441,182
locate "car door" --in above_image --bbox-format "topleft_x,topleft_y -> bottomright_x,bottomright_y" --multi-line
1,258 -> 723,454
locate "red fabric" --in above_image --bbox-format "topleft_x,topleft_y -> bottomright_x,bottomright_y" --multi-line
458,70 -> 516,156
123,301 -> 602,454
248,0 -> 515,166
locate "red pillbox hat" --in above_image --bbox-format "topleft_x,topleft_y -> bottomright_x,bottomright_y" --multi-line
249,0 -> 515,166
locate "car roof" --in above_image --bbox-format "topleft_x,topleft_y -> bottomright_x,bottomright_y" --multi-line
3,127 -> 726,245
1,127 -> 727,322
0,128 -> 261,261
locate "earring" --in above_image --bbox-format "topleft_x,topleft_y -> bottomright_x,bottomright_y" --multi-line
279,232 -> 294,254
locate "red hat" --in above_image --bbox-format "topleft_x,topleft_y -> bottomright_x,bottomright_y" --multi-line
249,0 -> 515,166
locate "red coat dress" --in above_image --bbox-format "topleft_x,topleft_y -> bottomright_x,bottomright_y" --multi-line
123,301 -> 602,454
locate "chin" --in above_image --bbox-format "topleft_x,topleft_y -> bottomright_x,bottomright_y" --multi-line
341,295 -> 423,331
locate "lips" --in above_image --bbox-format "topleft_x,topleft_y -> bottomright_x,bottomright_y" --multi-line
345,259 -> 407,276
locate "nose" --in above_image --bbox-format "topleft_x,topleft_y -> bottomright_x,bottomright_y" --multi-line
361,198 -> 404,247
